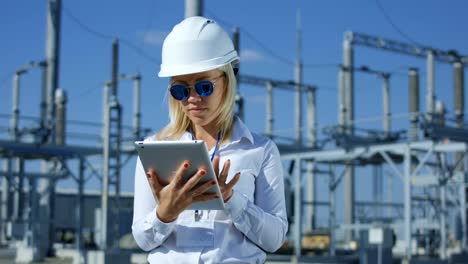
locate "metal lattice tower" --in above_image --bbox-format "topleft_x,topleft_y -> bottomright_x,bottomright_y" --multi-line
101,83 -> 123,250
100,38 -> 123,251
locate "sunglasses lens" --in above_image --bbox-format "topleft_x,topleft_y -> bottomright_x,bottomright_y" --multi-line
170,85 -> 189,101
170,80 -> 215,100
195,81 -> 214,97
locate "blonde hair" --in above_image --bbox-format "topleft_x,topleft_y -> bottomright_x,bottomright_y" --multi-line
157,63 -> 237,145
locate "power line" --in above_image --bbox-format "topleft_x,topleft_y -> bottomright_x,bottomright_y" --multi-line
77,82 -> 104,99
206,9 -> 295,65
240,28 -> 296,66
375,0 -> 425,47
141,0 -> 157,49
315,84 -> 337,92
206,9 -> 338,69
63,5 -> 160,64
120,39 -> 159,64
303,63 -> 339,69
63,6 -> 113,40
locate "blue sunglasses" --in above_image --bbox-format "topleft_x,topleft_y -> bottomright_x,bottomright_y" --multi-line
169,74 -> 225,101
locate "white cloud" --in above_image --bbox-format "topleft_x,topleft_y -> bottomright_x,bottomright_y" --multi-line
139,30 -> 168,46
240,49 -> 264,62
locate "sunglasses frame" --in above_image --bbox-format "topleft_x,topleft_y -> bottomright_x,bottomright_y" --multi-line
169,73 -> 225,101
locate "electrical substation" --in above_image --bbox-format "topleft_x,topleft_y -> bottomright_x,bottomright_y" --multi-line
1,0 -> 468,263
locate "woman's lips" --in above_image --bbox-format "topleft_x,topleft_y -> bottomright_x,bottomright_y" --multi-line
189,108 -> 206,114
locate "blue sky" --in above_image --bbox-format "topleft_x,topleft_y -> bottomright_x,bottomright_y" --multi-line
1,1 -> 467,226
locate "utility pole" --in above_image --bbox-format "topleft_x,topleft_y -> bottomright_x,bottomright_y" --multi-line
45,0 -> 62,254
76,158 -> 85,264
338,66 -> 346,133
133,74 -> 142,140
294,9 -> 315,232
408,68 -> 420,141
185,0 -> 203,18
343,32 -> 355,241
306,85 -> 317,230
266,81 -> 273,137
453,61 -> 464,128
54,89 -> 67,145
382,73 -> 391,134
295,10 -> 303,234
101,82 -> 111,251
101,38 -> 122,250
118,73 -> 142,140
426,50 -> 435,121
36,0 -> 61,261
232,27 -> 244,121
294,9 -> 302,146
111,40 -> 119,97
97,39 -> 131,264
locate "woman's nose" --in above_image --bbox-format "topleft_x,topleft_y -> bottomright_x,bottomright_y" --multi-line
186,87 -> 202,102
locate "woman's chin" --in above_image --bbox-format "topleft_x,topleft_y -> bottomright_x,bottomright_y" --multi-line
189,116 -> 215,128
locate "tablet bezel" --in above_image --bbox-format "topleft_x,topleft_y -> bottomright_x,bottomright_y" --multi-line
134,140 -> 225,210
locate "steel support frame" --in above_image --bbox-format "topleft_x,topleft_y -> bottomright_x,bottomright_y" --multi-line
293,158 -> 302,259
281,140 -> 468,260
0,142 -> 128,263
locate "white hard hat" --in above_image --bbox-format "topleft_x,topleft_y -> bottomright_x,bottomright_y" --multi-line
158,16 -> 240,77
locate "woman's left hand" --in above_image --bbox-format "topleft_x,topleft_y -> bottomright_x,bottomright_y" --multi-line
212,156 -> 240,202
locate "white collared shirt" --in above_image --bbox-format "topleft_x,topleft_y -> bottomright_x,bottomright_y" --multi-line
132,117 -> 288,264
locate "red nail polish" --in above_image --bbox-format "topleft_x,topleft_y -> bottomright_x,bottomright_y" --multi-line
184,163 -> 189,168
214,195 -> 219,198
201,170 -> 206,175
211,180 -> 216,185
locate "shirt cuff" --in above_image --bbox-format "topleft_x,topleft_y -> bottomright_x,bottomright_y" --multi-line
224,191 -> 249,222
144,208 -> 176,239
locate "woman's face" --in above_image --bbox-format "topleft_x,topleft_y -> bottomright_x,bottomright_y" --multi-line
171,69 -> 226,129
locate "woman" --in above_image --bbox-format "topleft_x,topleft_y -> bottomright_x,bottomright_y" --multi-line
132,16 -> 288,264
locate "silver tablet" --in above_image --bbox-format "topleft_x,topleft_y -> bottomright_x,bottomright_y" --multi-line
134,140 -> 225,210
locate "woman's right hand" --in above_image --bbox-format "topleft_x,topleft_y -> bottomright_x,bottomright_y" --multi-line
146,161 -> 219,223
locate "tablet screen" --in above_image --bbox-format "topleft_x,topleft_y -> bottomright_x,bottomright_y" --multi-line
135,140 -> 225,210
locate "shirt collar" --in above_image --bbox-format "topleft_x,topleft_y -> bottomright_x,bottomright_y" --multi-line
229,116 -> 254,145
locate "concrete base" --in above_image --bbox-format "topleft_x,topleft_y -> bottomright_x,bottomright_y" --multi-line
130,253 -> 147,264
86,249 -> 131,264
15,246 -> 40,263
409,259 -> 448,264
55,248 -> 85,264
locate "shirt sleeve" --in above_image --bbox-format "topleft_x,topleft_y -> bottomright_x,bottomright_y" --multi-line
131,157 -> 176,251
224,140 -> 288,252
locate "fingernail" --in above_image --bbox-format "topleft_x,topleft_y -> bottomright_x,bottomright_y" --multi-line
211,180 -> 216,185
214,195 -> 219,198
200,170 -> 206,175
184,163 -> 189,168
